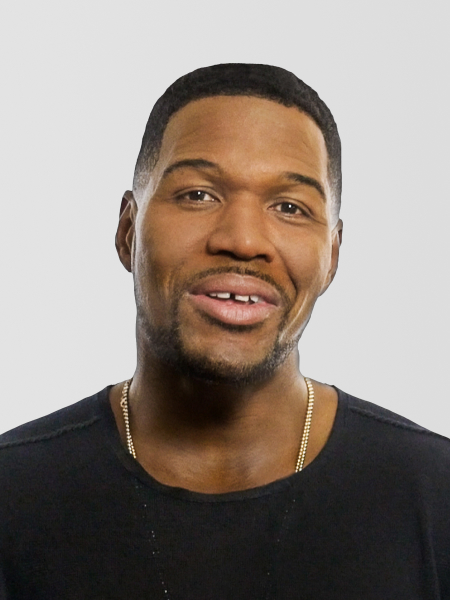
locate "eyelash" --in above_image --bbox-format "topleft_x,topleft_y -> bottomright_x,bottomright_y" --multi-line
271,202 -> 307,216
175,190 -> 309,217
176,190 -> 218,203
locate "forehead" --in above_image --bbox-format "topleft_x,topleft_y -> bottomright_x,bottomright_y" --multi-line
152,96 -> 330,196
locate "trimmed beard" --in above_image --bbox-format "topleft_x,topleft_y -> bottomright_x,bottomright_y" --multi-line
137,303 -> 298,387
135,265 -> 298,386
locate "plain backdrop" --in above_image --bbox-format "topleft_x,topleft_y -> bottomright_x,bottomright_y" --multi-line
1,1 -> 449,435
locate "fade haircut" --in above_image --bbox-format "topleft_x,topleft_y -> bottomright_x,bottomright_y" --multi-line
133,63 -> 342,217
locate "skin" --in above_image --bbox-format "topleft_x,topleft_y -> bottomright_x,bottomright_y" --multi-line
112,96 -> 343,493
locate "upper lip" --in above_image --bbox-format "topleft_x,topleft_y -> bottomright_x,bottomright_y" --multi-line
189,273 -> 282,306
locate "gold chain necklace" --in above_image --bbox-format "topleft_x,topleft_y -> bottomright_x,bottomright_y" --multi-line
120,377 -> 314,473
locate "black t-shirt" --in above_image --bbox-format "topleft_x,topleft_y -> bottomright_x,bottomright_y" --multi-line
1,386 -> 449,599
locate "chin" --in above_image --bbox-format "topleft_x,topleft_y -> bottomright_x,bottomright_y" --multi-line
168,337 -> 297,386
138,308 -> 298,386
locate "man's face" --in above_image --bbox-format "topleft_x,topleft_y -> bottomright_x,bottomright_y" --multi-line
121,96 -> 341,383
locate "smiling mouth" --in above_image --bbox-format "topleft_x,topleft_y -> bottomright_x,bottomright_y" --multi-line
186,272 -> 283,327
188,293 -> 277,327
188,289 -> 279,327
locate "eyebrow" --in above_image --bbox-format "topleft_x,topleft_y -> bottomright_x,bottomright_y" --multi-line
161,158 -> 326,201
161,159 -> 219,179
283,172 -> 326,201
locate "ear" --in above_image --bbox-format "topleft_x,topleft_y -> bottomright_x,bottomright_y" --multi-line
115,190 -> 137,273
320,219 -> 343,296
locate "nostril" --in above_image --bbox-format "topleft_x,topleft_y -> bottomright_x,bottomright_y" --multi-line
206,227 -> 275,262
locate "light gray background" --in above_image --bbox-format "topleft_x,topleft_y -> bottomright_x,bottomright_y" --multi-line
1,1 -> 449,435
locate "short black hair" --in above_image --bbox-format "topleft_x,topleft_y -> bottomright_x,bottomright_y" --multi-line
134,63 -> 341,217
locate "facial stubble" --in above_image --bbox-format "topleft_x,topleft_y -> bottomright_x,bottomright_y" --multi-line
136,270 -> 298,386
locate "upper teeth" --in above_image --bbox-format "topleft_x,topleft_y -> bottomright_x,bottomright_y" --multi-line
208,292 -> 260,303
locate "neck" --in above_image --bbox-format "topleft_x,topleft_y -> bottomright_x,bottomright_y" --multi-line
133,350 -> 304,422
120,349 -> 310,492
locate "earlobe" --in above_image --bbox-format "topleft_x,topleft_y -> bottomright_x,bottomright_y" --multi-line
115,190 -> 137,273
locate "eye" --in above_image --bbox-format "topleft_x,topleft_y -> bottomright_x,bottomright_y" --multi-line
271,201 -> 306,216
177,190 -> 217,203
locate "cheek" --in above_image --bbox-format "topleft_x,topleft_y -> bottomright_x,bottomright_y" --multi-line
281,235 -> 332,297
132,217 -> 173,315
277,242 -> 330,342
133,210 -> 198,309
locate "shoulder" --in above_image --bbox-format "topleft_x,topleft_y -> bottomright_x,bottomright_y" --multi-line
338,388 -> 450,479
0,387 -> 118,553
0,387 -> 112,483
0,387 -> 110,449
343,389 -> 447,439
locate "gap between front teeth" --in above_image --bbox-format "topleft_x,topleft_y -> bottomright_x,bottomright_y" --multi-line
208,292 -> 260,303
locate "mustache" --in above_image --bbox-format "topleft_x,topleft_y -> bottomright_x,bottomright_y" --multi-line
182,265 -> 292,309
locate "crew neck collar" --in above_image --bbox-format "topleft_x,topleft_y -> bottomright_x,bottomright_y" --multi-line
96,384 -> 349,503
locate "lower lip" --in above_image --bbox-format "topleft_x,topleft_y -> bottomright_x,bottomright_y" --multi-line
188,294 -> 278,326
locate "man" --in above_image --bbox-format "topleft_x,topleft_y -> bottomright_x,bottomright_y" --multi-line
1,63 -> 449,599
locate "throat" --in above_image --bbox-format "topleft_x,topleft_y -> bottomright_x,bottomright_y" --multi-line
137,438 -> 300,494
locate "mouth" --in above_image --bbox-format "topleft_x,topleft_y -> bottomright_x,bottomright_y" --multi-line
187,274 -> 282,326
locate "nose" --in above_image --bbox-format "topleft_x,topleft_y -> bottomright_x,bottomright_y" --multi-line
206,196 -> 276,262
